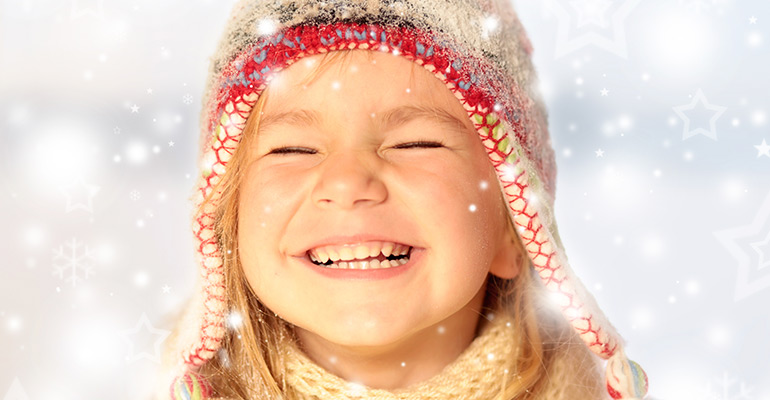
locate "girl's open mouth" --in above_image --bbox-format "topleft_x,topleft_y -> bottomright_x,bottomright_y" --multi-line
305,241 -> 413,270
305,241 -> 414,270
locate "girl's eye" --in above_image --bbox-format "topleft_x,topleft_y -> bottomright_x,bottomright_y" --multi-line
267,146 -> 318,155
392,140 -> 445,149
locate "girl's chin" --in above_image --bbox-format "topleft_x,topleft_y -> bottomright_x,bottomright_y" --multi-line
296,320 -> 416,348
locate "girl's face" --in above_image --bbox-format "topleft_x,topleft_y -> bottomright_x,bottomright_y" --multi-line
238,50 -> 520,348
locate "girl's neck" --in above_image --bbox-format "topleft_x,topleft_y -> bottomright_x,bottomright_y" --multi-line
292,287 -> 488,390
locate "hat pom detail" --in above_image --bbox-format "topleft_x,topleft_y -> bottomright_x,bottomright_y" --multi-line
606,353 -> 648,399
170,371 -> 212,400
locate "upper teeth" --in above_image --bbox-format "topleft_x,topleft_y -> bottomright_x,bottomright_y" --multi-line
309,241 -> 410,264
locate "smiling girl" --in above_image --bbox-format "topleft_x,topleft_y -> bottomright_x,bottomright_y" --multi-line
159,1 -> 649,399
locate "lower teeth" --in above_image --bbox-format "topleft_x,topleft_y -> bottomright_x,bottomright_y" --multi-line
320,257 -> 409,270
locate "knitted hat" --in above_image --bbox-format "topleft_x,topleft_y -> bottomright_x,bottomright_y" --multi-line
170,0 -> 649,398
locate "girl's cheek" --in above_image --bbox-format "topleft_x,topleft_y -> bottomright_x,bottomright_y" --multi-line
245,172 -> 311,230
250,163 -> 311,194
239,169 -> 290,226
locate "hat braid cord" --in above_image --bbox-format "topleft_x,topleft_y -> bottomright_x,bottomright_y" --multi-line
493,139 -> 648,399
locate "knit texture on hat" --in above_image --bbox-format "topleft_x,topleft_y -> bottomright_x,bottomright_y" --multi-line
167,0 -> 649,399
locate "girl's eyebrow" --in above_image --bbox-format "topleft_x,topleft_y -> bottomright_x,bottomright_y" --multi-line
259,109 -> 322,133
382,105 -> 472,134
257,105 -> 471,135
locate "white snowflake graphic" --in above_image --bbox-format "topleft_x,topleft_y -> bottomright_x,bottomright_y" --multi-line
182,94 -> 193,105
702,372 -> 754,400
129,190 -> 141,201
52,238 -> 95,287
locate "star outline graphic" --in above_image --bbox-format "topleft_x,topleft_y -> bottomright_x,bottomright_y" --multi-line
3,377 -> 30,400
754,139 -> 770,158
672,89 -> 727,141
546,0 -> 642,58
59,177 -> 100,214
749,231 -> 770,271
569,0 -> 613,28
70,0 -> 104,19
119,313 -> 171,364
714,190 -> 770,301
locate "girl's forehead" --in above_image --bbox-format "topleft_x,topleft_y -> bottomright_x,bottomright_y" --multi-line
279,50 -> 414,82
262,50 -> 463,118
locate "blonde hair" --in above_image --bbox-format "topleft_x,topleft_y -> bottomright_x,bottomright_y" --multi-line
172,50 -> 605,400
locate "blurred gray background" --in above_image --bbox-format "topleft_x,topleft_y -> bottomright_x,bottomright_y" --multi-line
1,0 -> 769,399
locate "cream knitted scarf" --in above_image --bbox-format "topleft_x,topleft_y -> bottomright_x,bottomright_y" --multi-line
281,315 -> 517,400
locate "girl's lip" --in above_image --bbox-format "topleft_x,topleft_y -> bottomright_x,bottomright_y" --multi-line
294,248 -> 424,280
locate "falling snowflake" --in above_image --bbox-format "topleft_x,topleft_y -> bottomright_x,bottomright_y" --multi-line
129,190 -> 141,201
182,94 -> 193,105
703,372 -> 753,400
52,238 -> 95,287
257,18 -> 278,35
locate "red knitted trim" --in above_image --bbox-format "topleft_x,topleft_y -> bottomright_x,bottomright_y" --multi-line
607,383 -> 622,400
478,118 -> 618,360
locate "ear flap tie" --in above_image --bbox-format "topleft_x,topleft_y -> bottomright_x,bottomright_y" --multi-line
606,351 -> 649,399
170,371 -> 213,400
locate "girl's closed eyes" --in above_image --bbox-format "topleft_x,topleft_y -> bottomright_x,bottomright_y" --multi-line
267,140 -> 445,155
391,140 -> 445,149
267,146 -> 318,155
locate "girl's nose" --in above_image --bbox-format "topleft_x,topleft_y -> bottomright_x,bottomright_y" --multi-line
311,152 -> 388,210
